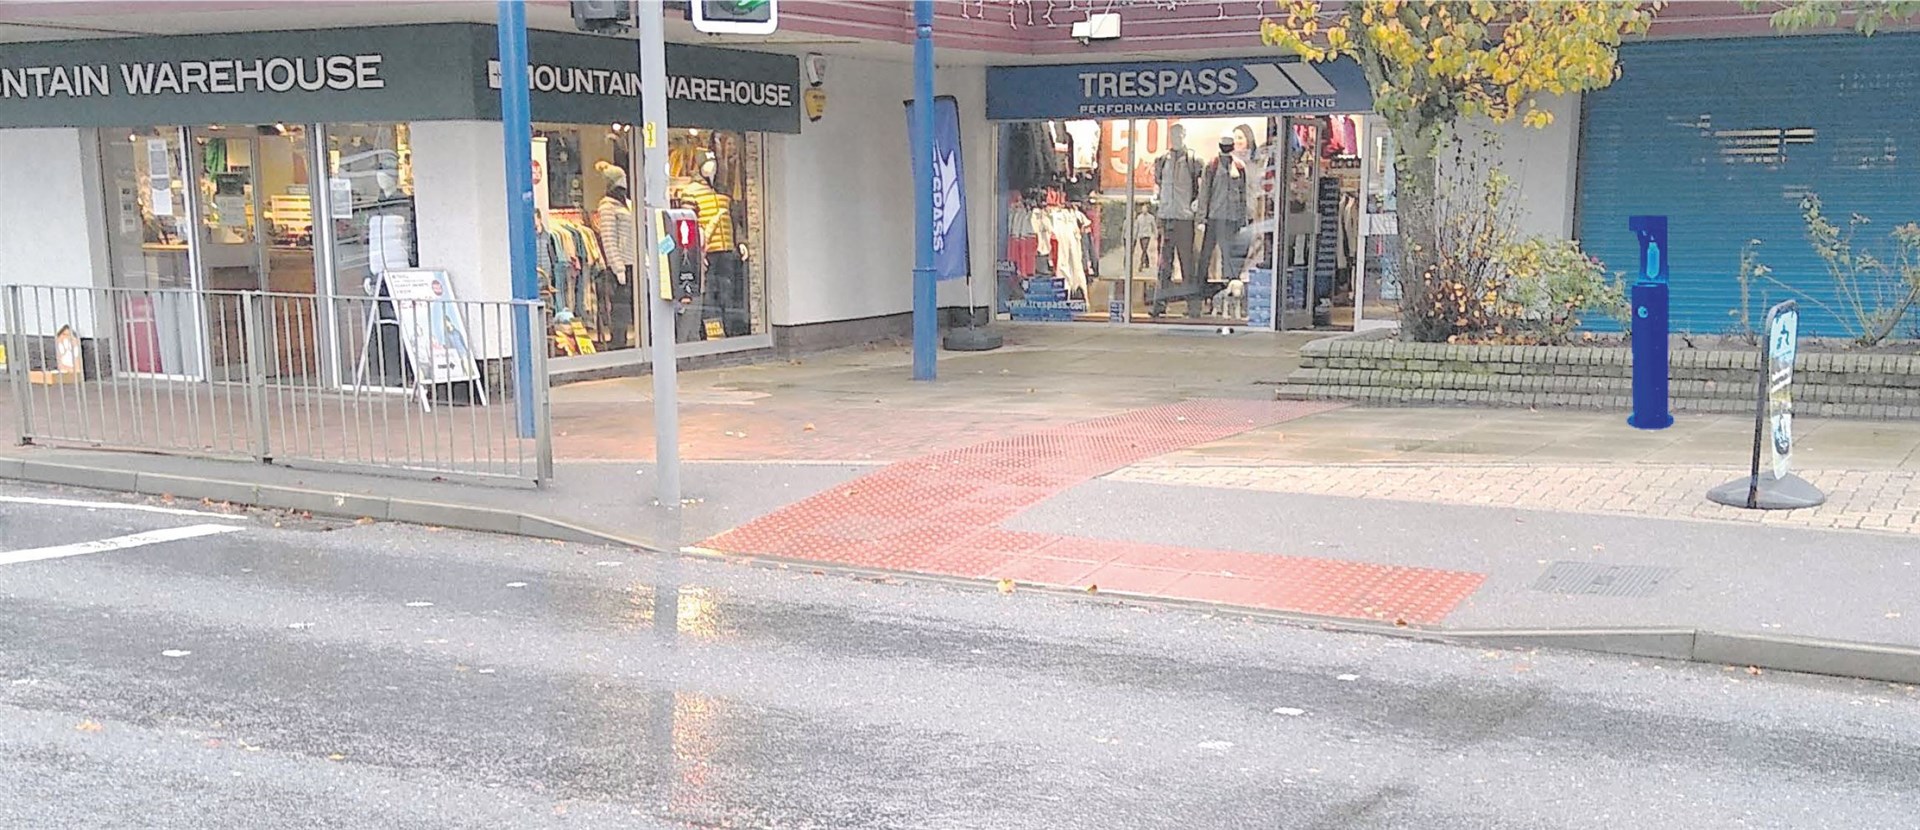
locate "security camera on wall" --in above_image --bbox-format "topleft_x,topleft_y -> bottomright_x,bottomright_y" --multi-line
571,0 -> 633,34
1071,13 -> 1121,44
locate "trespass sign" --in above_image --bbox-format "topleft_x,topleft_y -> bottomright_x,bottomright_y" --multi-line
985,56 -> 1372,120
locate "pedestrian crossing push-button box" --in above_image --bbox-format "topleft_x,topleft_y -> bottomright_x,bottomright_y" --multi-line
653,208 -> 700,301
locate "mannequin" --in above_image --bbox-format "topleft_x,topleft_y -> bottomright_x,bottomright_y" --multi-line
1042,197 -> 1091,297
1133,202 -> 1158,271
1195,134 -> 1249,307
1151,123 -> 1200,317
679,158 -> 749,338
592,160 -> 636,347
1006,193 -> 1038,277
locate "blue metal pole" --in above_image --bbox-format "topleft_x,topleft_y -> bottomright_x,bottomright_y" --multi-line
498,0 -> 538,437
910,0 -> 937,381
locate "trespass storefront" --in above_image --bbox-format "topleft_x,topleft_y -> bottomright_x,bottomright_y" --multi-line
0,22 -> 800,383
984,55 -> 1398,331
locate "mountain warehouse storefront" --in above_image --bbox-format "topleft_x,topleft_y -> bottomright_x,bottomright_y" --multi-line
0,23 -> 800,385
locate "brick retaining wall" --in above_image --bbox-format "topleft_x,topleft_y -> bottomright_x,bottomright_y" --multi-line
1276,337 -> 1920,418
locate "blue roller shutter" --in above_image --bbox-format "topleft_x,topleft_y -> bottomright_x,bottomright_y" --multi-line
1577,34 -> 1920,338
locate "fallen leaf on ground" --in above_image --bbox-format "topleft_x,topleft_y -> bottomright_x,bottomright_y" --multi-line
326,753 -> 346,762
354,517 -> 375,525
803,423 -> 816,432
997,578 -> 1016,594
1746,666 -> 1764,676
75,720 -> 103,733
1085,584 -> 1099,594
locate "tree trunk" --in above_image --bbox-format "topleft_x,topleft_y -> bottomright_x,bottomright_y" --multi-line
1387,117 -> 1446,340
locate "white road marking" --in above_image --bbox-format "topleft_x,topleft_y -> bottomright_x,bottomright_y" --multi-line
0,494 -> 246,521
0,523 -> 243,567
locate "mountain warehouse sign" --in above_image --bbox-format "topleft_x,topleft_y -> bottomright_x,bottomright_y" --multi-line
485,58 -> 797,109
1,55 -> 387,100
0,23 -> 800,134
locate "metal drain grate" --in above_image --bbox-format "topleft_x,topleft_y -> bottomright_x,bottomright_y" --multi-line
1531,561 -> 1677,597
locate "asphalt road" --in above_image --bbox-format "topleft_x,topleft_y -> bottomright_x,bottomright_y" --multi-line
0,482 -> 1916,829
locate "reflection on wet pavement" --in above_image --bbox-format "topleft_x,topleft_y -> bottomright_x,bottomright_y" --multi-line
5,499 -> 1920,829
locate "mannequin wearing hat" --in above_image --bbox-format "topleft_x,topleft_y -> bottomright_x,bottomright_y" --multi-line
593,160 -> 637,346
1194,134 -> 1249,305
676,157 -> 750,338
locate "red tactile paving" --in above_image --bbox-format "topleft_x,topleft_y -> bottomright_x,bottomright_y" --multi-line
701,399 -> 1487,625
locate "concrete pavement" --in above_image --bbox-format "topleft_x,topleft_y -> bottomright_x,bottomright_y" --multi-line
4,484 -> 1920,829
8,324 -> 1920,682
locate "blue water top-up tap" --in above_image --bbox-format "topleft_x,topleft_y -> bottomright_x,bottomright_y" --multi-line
1628,215 -> 1668,283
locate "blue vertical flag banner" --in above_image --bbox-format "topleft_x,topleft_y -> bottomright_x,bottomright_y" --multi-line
906,95 -> 970,280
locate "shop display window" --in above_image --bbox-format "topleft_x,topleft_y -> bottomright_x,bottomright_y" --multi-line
661,127 -> 768,345
532,122 -> 639,357
99,127 -> 198,377
325,122 -> 417,387
101,127 -> 191,293
994,113 -> 1377,330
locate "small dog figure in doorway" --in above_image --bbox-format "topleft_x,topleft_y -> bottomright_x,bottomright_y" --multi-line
1212,278 -> 1247,319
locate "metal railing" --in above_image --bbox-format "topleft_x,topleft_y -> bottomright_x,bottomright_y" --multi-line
2,284 -> 552,485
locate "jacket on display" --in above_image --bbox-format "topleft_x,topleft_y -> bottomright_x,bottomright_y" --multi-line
1198,155 -> 1249,223
1153,150 -> 1201,221
1003,122 -> 1062,193
678,179 -> 738,254
594,195 -> 638,278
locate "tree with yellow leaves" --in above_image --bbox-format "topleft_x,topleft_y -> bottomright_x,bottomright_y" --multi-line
1263,1 -> 1656,342
1751,0 -> 1920,34
1262,1 -> 1658,199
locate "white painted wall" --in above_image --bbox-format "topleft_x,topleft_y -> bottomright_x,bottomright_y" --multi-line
1458,93 -> 1581,241
768,59 -> 993,327
409,120 -> 513,359
0,128 -> 103,291
0,128 -> 109,336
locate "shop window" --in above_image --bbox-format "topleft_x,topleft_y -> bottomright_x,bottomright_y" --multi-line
100,127 -> 191,293
663,127 -> 768,344
995,117 -> 1294,325
532,122 -> 639,357
324,122 -> 417,387
98,126 -> 199,377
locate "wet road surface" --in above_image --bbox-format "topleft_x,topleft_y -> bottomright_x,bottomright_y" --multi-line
0,482 -> 1916,828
